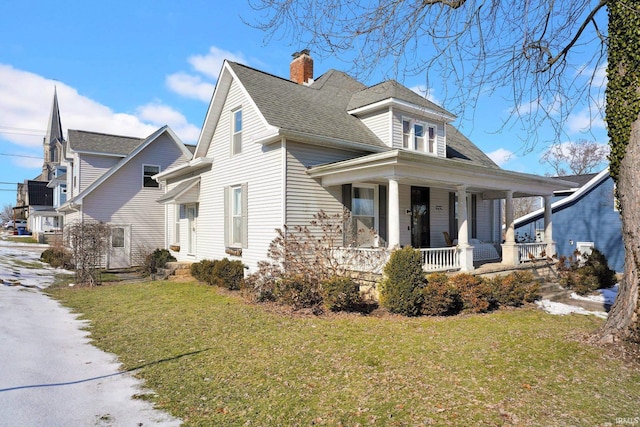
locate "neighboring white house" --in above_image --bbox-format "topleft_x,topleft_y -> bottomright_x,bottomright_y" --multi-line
54,126 -> 193,269
155,51 -> 576,274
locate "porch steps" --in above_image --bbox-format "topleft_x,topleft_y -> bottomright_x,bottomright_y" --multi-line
155,261 -> 195,282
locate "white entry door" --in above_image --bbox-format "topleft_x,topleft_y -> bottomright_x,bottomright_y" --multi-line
187,205 -> 197,255
108,225 -> 131,269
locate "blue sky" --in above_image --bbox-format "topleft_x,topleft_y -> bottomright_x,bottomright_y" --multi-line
0,0 -> 608,209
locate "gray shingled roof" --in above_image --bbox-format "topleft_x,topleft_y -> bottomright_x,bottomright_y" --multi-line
227,61 -> 498,168
445,124 -> 499,169
67,130 -> 144,155
550,172 -> 598,187
228,63 -> 387,149
347,80 -> 453,118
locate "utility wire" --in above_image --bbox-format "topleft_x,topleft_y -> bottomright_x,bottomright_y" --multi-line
0,153 -> 42,159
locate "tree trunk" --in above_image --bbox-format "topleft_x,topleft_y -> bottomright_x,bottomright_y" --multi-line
599,114 -> 640,343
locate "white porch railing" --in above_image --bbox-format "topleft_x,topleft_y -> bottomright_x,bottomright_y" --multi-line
517,242 -> 547,262
331,247 -> 391,274
420,247 -> 461,272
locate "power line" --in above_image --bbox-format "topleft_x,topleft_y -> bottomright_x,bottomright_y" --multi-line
0,153 -> 42,160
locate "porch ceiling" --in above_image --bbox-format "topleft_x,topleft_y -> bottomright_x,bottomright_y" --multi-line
307,150 -> 577,198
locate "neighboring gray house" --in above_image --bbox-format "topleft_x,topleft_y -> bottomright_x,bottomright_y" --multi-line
55,126 -> 192,268
155,51 -> 576,274
514,168 -> 623,272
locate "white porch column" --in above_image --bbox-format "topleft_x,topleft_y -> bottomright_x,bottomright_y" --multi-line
543,194 -> 555,258
387,178 -> 400,249
456,185 -> 474,271
502,190 -> 520,266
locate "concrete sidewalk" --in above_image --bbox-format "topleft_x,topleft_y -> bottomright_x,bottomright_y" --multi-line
0,242 -> 181,427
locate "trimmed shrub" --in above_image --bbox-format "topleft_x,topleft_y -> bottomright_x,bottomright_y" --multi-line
449,273 -> 495,313
212,258 -> 245,290
322,276 -> 361,312
190,259 -> 216,284
489,270 -> 540,307
275,274 -> 324,311
379,246 -> 426,316
40,247 -> 73,269
143,248 -> 176,275
190,258 -> 245,290
422,273 -> 462,316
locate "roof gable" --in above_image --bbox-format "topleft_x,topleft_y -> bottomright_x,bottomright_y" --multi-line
64,126 -> 191,205
347,80 -> 454,120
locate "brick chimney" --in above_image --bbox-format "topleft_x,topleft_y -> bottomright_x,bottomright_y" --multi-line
290,50 -> 313,85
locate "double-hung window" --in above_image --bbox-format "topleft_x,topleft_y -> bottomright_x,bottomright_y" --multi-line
352,185 -> 378,247
232,108 -> 242,155
225,184 -> 248,249
143,165 -> 160,188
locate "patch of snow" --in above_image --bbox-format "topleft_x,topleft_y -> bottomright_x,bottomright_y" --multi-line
535,299 -> 608,319
570,284 -> 618,306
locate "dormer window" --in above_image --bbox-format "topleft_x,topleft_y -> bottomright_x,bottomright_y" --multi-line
402,118 -> 437,154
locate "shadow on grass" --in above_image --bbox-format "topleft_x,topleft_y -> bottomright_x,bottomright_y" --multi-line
0,348 -> 210,393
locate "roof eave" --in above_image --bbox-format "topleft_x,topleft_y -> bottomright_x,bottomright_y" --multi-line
348,98 -> 456,123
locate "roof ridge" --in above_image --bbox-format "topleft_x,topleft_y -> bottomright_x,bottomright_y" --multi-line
68,129 -> 144,140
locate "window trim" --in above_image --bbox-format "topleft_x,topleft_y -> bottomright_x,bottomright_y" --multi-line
142,164 -> 160,188
401,117 -> 437,154
231,107 -> 243,156
352,183 -> 379,247
225,184 -> 248,249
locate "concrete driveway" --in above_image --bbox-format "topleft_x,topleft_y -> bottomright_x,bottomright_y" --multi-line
0,240 -> 181,426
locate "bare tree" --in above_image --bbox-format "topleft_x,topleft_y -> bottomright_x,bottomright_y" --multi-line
248,0 -> 640,342
1,204 -> 13,223
541,139 -> 609,176
65,221 -> 111,286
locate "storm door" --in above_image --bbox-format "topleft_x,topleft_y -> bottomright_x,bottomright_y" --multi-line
411,186 -> 430,248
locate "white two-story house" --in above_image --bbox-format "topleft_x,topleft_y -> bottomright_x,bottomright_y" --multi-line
54,126 -> 193,268
155,51 -> 576,274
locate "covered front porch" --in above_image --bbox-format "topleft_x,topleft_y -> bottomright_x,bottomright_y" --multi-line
309,150 -> 576,273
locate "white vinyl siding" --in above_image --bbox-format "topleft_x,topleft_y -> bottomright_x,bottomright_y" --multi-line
430,188 -> 450,247
285,142 -> 360,229
78,154 -> 121,194
192,78 -> 283,272
79,132 -> 189,266
358,110 -> 391,146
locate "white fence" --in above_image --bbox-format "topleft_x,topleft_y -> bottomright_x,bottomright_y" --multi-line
518,242 -> 547,262
420,247 -> 460,272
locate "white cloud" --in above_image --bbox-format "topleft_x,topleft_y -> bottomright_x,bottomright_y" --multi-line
166,45 -> 247,101
136,103 -> 200,142
487,148 -> 514,166
188,46 -> 246,79
0,64 -> 200,158
165,72 -> 215,102
566,107 -> 606,134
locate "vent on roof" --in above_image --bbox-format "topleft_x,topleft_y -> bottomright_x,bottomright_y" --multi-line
290,49 -> 313,85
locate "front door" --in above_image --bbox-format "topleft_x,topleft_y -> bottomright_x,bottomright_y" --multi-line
108,225 -> 130,269
187,205 -> 197,255
411,186 -> 430,248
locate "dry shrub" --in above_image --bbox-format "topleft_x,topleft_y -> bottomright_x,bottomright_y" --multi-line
449,273 -> 495,313
421,273 -> 462,316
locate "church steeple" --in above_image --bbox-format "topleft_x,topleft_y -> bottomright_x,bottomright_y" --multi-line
41,87 -> 64,181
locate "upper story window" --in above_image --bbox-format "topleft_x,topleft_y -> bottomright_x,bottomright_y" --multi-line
232,108 -> 242,155
143,165 -> 160,188
403,118 -> 437,154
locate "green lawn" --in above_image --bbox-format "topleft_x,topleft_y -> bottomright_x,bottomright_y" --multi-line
48,281 -> 640,426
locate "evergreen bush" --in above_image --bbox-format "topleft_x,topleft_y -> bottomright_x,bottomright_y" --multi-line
379,246 -> 426,316
322,276 -> 361,312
